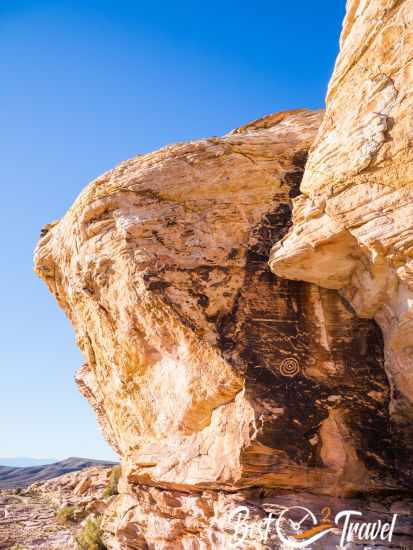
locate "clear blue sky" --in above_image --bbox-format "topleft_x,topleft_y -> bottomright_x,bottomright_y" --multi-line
0,1 -> 345,461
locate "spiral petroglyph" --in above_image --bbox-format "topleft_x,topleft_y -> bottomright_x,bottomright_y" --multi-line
277,357 -> 300,378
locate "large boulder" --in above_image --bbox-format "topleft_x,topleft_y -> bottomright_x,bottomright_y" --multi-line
35,108 -> 403,501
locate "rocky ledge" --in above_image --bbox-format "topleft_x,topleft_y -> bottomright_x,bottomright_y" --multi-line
1,467 -> 412,549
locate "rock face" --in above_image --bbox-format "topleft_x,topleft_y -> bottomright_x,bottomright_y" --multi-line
3,468 -> 412,549
33,5 -> 413,543
101,487 -> 413,550
269,0 -> 413,485
35,110 -> 396,491
34,103 -> 413,547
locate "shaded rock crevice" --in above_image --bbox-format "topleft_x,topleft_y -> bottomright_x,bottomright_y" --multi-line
269,0 -> 413,488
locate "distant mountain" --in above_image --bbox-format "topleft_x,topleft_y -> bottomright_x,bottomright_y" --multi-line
0,457 -> 57,467
0,457 -> 118,489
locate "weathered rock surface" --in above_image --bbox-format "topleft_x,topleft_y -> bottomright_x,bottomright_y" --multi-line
0,493 -> 75,550
33,102 -> 413,548
102,487 -> 413,550
2,467 -> 412,549
269,0 -> 413,485
30,465 -> 112,512
34,3 -> 413,539
36,108 -> 399,494
0,466 -> 111,549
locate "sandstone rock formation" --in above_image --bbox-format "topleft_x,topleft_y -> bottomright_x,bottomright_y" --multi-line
35,109 -> 395,491
269,0 -> 413,486
34,103 -> 413,547
33,4 -> 413,546
101,486 -> 413,550
2,467 -> 412,549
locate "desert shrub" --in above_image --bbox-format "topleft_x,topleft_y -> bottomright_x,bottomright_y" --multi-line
56,504 -> 87,524
102,465 -> 121,497
75,516 -> 107,550
56,505 -> 77,524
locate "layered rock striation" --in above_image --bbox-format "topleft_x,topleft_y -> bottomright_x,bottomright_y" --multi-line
34,103 -> 412,547
34,3 -> 413,545
269,0 -> 413,485
35,108 -> 400,495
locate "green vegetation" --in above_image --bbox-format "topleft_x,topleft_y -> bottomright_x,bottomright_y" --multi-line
56,505 -> 77,524
102,465 -> 121,497
56,504 -> 87,524
75,516 -> 107,550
